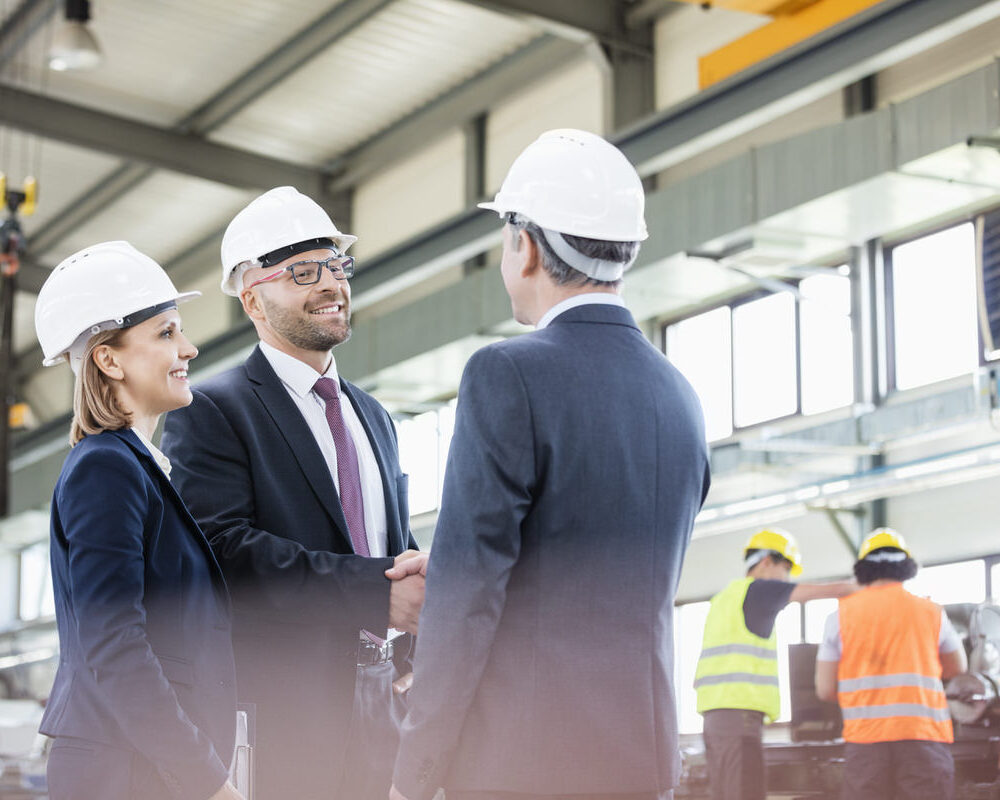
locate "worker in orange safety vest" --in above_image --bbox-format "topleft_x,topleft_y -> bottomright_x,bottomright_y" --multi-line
815,528 -> 967,800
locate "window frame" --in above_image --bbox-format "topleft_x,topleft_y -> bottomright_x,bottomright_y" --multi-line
661,265 -> 853,439
883,214 -> 989,395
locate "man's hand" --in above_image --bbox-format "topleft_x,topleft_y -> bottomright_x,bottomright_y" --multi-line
208,781 -> 245,800
386,549 -> 429,580
388,572 -> 425,634
393,671 -> 414,695
390,784 -> 411,800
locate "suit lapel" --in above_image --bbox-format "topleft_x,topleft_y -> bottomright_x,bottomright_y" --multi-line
340,380 -> 405,557
109,429 -> 231,605
245,348 -> 354,551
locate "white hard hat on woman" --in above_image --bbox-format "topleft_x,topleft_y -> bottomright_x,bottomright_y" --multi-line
35,240 -> 199,374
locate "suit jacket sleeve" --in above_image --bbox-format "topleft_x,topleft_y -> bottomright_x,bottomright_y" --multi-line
393,346 -> 534,800
162,389 -> 392,633
58,448 -> 229,799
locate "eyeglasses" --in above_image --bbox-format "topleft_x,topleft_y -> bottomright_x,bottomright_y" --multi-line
246,254 -> 355,290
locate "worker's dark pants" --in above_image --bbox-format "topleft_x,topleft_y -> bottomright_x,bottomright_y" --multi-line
842,740 -> 954,800
702,709 -> 765,800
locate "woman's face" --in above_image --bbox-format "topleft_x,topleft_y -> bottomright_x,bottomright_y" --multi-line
112,309 -> 198,417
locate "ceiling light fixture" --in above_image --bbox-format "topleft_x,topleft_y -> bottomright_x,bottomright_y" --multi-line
49,0 -> 102,72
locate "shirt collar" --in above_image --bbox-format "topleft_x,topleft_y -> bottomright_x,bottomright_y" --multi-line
131,427 -> 172,480
259,340 -> 339,398
536,292 -> 625,330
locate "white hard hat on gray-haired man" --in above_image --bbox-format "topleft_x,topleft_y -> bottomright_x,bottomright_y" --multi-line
388,130 -> 711,800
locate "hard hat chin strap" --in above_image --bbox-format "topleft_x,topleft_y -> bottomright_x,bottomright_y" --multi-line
744,550 -> 771,571
538,226 -> 636,282
65,300 -> 178,375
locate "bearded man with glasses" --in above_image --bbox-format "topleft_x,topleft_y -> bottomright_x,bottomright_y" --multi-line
162,186 -> 426,800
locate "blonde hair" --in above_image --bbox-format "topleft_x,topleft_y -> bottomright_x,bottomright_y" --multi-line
70,329 -> 132,446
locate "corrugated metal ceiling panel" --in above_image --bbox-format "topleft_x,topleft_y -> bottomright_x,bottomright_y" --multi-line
4,0 -> 348,127
210,0 -> 539,163
38,171 -> 256,268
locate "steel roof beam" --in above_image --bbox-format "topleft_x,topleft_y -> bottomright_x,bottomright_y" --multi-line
453,0 -> 647,52
0,84 -> 328,192
22,0 -> 391,259
0,0 -> 58,73
327,35 -> 582,191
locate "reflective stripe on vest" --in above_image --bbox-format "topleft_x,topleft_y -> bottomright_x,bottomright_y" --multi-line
699,644 -> 778,661
841,704 -> 951,722
837,584 -> 953,744
694,673 -> 779,688
695,577 -> 781,722
838,673 -> 944,693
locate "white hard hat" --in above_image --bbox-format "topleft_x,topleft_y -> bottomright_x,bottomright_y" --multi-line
35,241 -> 199,373
479,129 -> 648,243
220,186 -> 357,296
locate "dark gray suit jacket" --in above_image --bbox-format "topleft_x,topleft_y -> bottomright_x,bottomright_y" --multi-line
162,346 -> 416,799
393,303 -> 710,799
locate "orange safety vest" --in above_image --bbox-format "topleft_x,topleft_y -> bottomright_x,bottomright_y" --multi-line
838,583 -> 952,744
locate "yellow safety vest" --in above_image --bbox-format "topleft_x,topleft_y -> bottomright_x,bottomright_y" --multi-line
695,577 -> 781,723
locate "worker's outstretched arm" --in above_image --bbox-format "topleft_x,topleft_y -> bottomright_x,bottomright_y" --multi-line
815,659 -> 839,703
789,580 -> 858,604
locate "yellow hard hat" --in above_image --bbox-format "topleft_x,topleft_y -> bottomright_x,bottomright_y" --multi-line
744,528 -> 803,576
858,527 -> 911,561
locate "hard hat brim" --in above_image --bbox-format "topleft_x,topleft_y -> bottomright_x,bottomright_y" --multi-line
40,289 -> 201,368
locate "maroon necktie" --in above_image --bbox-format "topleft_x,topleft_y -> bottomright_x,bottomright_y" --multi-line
313,377 -> 370,557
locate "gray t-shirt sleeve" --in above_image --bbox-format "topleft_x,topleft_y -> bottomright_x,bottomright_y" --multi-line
816,609 -> 841,662
939,609 -> 962,654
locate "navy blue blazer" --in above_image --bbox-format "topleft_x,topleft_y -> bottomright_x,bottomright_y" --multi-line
40,429 -> 236,799
161,345 -> 416,796
393,304 -> 711,799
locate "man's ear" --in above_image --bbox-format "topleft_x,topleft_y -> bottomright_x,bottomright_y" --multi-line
519,229 -> 541,278
240,287 -> 266,323
91,344 -> 125,381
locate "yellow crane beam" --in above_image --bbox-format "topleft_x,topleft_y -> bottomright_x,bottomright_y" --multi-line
670,0 -> 887,88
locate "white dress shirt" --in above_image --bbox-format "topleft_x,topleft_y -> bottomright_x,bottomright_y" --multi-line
535,292 -> 625,330
259,341 -> 389,558
132,427 -> 172,480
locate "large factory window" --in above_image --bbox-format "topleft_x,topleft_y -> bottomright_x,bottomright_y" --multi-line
664,273 -> 855,441
799,273 -> 853,414
18,542 -> 54,622
665,307 -> 734,442
674,600 -> 711,734
733,293 -> 798,427
395,402 -> 456,517
803,597 -> 839,644
906,559 -> 986,606
890,223 -> 979,391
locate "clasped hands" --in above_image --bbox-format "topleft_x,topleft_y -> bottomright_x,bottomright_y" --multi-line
385,549 -> 429,636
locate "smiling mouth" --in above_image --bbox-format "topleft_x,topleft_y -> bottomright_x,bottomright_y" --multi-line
169,369 -> 189,380
309,303 -> 345,316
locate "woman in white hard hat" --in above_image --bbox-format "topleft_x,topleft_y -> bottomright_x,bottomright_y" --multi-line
33,242 -> 243,800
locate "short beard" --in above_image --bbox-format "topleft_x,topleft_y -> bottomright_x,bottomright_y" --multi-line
259,292 -> 351,352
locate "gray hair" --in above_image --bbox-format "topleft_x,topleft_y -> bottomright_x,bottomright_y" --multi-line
503,213 -> 637,288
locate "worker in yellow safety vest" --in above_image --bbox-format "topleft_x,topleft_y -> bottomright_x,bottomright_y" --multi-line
695,528 -> 858,800
815,528 -> 967,800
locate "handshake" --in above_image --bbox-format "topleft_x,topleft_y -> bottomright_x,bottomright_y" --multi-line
385,549 -> 429,636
